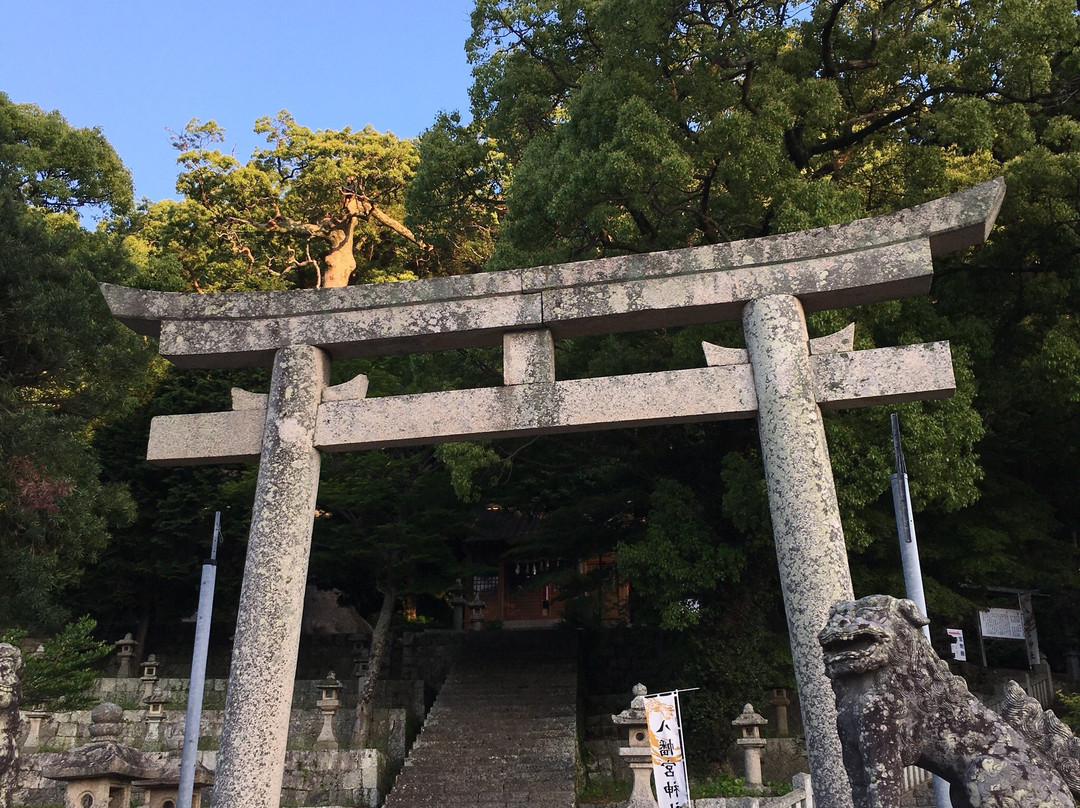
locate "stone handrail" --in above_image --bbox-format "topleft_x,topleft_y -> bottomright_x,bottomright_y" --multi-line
772,772 -> 814,808
901,765 -> 934,792
690,773 -> 813,808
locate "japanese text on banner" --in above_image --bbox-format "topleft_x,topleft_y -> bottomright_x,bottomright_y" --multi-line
646,692 -> 690,808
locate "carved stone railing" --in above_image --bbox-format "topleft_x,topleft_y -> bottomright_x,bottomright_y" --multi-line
901,765 -> 934,793
690,773 -> 814,808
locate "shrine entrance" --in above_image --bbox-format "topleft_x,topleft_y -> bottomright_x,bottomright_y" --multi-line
103,179 -> 1004,808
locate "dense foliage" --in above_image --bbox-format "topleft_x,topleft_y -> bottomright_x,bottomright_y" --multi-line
0,93 -> 154,629
422,0 -> 1080,629
2,616 -> 111,710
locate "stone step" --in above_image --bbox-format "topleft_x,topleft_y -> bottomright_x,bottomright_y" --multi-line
383,630 -> 579,808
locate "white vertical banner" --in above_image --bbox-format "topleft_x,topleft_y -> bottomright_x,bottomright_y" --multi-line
645,691 -> 691,808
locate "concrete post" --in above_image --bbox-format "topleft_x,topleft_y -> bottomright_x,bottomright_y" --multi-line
743,295 -> 854,808
214,344 -> 329,808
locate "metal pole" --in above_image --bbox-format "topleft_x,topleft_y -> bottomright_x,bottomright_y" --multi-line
889,414 -> 930,641
178,512 -> 221,808
889,414 -> 952,808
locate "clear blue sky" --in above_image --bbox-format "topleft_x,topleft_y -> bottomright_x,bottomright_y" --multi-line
0,0 -> 477,205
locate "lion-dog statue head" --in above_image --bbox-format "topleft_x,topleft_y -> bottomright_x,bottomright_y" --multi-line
819,595 -> 1077,808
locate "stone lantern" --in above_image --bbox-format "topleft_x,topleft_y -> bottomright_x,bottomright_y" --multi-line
611,683 -> 657,808
42,702 -> 160,808
732,703 -> 769,792
769,688 -> 790,736
114,634 -> 138,678
313,671 -> 343,751
351,634 -> 371,679
450,579 -> 468,631
469,595 -> 486,631
140,655 -> 159,701
144,690 -> 167,742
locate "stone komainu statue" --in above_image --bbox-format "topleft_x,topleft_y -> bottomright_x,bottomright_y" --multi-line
0,643 -> 23,808
819,595 -> 1080,808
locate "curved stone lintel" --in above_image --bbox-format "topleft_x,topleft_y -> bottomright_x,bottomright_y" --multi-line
702,342 -> 749,367
322,374 -> 370,402
100,180 -> 1004,368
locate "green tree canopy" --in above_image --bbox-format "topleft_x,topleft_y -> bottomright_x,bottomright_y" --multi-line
135,113 -> 449,291
409,0 -> 1080,678
0,94 -> 154,630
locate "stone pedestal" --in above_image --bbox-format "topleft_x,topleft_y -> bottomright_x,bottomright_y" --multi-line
743,295 -> 854,808
22,710 -> 49,751
620,752 -> 659,808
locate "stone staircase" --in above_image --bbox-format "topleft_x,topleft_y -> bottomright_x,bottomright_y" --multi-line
383,629 -> 579,808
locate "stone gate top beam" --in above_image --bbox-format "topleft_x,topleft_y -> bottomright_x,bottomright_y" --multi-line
101,179 -> 1003,369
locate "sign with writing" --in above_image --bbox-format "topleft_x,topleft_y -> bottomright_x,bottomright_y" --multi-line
645,691 -> 691,808
946,628 -> 967,661
1018,593 -> 1041,666
979,608 -> 1025,640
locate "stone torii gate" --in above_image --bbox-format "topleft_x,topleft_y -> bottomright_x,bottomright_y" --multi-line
102,179 -> 1004,808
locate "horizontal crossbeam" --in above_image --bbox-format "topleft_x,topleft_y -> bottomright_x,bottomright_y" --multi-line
101,180 -> 1003,369
146,342 -> 954,464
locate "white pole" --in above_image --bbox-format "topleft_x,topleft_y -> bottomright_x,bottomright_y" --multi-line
889,414 -> 952,808
889,414 -> 930,641
178,512 -> 221,808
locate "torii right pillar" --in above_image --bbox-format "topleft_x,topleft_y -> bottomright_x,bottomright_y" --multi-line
744,294 -> 855,806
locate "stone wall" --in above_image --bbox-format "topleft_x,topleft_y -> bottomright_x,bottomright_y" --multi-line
23,704 -> 417,759
13,749 -> 387,808
11,641 -> 445,807
26,679 -> 426,754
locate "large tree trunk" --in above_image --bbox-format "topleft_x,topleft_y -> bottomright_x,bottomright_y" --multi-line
351,582 -> 396,748
321,217 -> 358,288
320,193 -> 430,288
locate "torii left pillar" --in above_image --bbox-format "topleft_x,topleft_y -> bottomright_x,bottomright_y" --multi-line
213,345 -> 328,808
